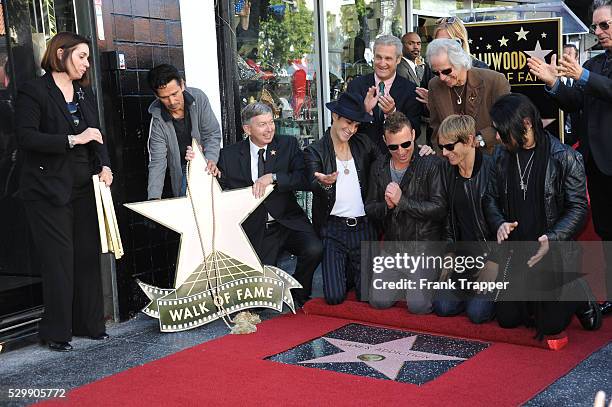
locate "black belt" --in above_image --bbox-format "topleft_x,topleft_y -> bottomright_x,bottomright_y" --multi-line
329,215 -> 367,227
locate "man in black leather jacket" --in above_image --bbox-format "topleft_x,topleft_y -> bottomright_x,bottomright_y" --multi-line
435,114 -> 496,324
304,92 -> 379,305
485,94 -> 601,347
365,112 -> 447,314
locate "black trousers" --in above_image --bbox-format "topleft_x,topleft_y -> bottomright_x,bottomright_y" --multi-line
259,222 -> 323,301
23,184 -> 105,342
496,301 -> 577,337
321,216 -> 375,305
586,158 -> 612,300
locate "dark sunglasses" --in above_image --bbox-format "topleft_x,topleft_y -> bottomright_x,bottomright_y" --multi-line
438,140 -> 461,151
590,20 -> 612,33
432,67 -> 453,77
436,16 -> 457,25
387,140 -> 412,151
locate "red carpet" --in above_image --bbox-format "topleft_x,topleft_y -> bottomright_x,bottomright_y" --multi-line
39,309 -> 611,407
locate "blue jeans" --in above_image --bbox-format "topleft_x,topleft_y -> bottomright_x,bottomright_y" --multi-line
433,296 -> 495,324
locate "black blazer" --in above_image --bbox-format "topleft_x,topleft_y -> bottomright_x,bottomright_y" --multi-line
217,135 -> 313,253
347,73 -> 422,154
15,73 -> 110,206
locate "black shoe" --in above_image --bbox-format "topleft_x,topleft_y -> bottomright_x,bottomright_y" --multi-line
577,301 -> 602,331
47,341 -> 73,352
88,332 -> 109,340
600,301 -> 612,316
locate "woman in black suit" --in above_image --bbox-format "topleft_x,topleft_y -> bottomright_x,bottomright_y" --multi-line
15,32 -> 112,351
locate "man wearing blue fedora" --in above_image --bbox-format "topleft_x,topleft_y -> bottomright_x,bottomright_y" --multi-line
304,92 -> 380,305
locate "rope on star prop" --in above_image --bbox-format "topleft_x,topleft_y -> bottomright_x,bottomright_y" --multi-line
185,159 -> 261,334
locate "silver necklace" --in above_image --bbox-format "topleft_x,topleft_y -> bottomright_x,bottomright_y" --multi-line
336,153 -> 351,175
452,84 -> 466,105
516,151 -> 535,200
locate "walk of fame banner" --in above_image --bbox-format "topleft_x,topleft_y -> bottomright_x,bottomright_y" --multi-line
125,140 -> 302,332
466,18 -> 564,141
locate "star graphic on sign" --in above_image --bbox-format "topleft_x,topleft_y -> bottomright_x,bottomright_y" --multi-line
541,32 -> 547,38
486,44 -> 492,50
515,26 -> 529,41
468,38 -> 473,44
125,141 -> 273,288
498,36 -> 509,47
524,40 -> 553,61
300,336 -> 465,380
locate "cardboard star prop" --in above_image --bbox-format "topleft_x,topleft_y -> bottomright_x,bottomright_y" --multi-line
125,141 -> 302,332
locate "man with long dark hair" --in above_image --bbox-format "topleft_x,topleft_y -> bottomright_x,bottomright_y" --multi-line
528,0 -> 612,316
485,93 -> 601,349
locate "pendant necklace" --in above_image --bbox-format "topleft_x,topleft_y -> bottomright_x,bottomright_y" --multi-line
516,151 -> 535,200
336,151 -> 351,175
453,84 -> 466,105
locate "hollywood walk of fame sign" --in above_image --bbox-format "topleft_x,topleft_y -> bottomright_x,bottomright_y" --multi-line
125,141 -> 302,332
466,18 -> 565,140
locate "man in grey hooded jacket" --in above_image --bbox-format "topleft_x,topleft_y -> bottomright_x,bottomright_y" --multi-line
147,64 -> 221,199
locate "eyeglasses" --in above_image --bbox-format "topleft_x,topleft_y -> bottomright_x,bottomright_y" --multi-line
67,102 -> 80,127
387,140 -> 412,151
436,17 -> 457,25
432,67 -> 453,77
438,140 -> 461,151
590,20 -> 612,33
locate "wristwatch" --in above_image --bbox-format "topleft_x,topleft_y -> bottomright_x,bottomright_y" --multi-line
67,135 -> 76,149
271,173 -> 277,184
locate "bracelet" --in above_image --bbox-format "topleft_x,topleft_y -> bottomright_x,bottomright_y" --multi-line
67,135 -> 76,149
318,181 -> 332,190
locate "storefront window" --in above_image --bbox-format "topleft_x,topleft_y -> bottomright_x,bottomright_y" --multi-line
324,0 -> 404,101
232,0 -> 319,149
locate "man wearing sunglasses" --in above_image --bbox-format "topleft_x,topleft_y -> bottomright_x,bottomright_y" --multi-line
528,0 -> 612,316
365,112 -> 447,314
426,39 -> 510,155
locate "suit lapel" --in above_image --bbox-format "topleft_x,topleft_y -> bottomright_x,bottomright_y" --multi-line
239,139 -> 252,182
46,74 -> 79,133
264,137 -> 278,173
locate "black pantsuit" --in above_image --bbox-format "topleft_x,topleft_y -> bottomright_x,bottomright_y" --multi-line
15,73 -> 110,342
24,184 -> 104,342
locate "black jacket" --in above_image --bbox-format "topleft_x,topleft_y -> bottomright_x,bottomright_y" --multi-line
547,51 -> 612,175
304,129 -> 381,235
483,133 -> 587,243
365,153 -> 447,241
217,135 -> 313,254
15,73 -> 110,205
443,150 -> 495,250
347,73 -> 422,154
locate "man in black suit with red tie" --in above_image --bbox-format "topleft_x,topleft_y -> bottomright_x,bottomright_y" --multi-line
216,102 -> 323,307
347,34 -> 423,154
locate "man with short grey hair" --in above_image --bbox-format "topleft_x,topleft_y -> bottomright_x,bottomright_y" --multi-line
427,39 -> 510,154
216,102 -> 323,308
347,34 -> 422,154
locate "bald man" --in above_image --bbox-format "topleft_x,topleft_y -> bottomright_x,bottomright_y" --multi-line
398,32 -> 426,86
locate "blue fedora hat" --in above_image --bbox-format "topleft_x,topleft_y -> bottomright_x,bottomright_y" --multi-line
325,92 -> 373,123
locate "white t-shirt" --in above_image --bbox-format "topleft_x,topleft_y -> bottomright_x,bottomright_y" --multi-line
330,158 -> 366,217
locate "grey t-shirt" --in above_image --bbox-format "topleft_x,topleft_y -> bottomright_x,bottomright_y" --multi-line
390,160 -> 408,184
